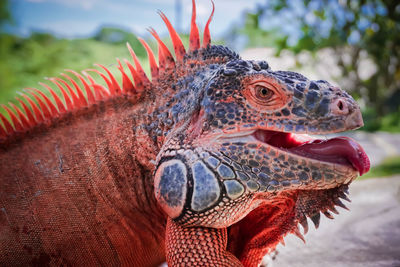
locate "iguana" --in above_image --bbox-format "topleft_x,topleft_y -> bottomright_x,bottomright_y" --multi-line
0,1 -> 370,266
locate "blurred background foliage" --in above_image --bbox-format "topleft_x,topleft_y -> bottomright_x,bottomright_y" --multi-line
0,0 -> 399,132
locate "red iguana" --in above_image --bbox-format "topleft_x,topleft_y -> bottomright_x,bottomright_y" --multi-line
0,1 -> 370,266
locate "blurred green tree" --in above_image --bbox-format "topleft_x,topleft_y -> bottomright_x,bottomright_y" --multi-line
0,0 -> 11,30
239,0 -> 400,131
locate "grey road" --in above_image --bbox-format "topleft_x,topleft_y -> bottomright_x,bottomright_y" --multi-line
273,176 -> 400,267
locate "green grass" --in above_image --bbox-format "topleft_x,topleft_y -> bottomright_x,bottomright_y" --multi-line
360,156 -> 400,179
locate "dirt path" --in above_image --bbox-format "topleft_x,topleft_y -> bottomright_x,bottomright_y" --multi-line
273,176 -> 400,267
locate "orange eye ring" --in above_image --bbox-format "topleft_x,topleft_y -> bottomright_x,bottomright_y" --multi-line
243,78 -> 288,111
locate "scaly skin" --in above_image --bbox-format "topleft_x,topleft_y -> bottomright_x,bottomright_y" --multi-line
0,97 -> 167,266
0,1 -> 369,266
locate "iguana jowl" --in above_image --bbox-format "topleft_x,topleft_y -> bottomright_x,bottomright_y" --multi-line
0,1 -> 370,266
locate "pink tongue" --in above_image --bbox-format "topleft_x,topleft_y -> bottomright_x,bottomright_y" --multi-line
288,137 -> 370,175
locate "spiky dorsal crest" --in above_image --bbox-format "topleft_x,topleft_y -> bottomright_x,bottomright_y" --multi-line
203,0 -> 215,48
190,0 -> 200,51
138,37 -> 159,80
0,0 -> 215,141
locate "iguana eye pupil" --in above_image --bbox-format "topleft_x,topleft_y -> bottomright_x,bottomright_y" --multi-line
256,85 -> 273,100
261,88 -> 268,95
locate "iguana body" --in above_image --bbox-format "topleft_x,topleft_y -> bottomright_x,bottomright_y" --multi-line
0,1 -> 369,266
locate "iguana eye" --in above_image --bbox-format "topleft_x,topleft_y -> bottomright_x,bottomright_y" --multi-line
243,78 -> 289,111
249,81 -> 277,105
255,85 -> 273,100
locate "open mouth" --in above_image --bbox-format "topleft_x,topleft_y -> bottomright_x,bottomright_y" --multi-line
217,128 -> 370,262
213,127 -> 370,262
252,129 -> 370,176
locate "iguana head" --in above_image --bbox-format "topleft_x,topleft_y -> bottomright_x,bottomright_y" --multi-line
152,1 -> 370,263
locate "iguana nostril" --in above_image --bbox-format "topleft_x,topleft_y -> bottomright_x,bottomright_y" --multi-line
338,100 -> 344,110
331,98 -> 349,115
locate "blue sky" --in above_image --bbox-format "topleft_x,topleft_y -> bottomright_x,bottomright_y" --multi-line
9,0 -> 267,38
